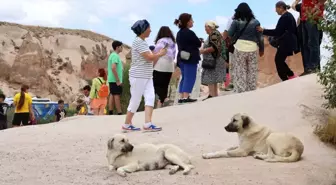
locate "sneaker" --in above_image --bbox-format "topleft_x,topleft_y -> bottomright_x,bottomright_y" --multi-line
288,74 -> 298,80
143,124 -> 162,132
122,125 -> 141,132
178,99 -> 183,104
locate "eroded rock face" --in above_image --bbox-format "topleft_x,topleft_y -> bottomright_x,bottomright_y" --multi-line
0,21 -> 131,102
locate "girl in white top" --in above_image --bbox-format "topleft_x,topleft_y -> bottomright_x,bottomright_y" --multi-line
152,26 -> 177,108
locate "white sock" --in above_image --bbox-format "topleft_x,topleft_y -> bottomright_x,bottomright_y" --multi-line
144,122 -> 152,128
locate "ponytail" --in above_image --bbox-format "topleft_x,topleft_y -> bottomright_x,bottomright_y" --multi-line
17,85 -> 29,110
276,1 -> 290,10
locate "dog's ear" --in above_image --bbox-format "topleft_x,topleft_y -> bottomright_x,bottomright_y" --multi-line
107,138 -> 114,150
242,115 -> 250,128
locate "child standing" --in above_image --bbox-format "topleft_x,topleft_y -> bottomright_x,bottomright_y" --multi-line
55,100 -> 66,122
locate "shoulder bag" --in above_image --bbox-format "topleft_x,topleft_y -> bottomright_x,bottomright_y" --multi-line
228,19 -> 251,53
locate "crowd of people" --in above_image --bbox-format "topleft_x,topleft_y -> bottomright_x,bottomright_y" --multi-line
0,0 -> 325,130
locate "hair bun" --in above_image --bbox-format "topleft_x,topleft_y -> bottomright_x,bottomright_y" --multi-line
286,5 -> 291,9
174,19 -> 180,25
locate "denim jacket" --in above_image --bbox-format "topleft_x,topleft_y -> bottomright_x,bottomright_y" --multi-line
228,18 -> 264,52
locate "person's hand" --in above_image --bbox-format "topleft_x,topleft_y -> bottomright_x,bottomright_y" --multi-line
259,51 -> 264,57
31,113 -> 35,121
116,81 -> 122,86
256,26 -> 264,33
159,48 -> 167,56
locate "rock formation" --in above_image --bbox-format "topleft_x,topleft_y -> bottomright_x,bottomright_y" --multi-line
0,21 -> 130,102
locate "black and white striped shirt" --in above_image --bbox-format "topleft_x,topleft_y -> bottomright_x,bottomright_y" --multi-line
129,37 -> 152,79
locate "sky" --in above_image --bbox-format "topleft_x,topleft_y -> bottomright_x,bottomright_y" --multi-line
0,0 -> 301,46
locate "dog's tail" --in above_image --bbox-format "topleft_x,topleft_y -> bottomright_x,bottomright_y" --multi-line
266,150 -> 302,163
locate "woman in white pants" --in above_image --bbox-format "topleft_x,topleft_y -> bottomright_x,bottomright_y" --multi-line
123,19 -> 167,132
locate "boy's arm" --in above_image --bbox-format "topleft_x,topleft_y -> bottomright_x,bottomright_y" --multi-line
112,62 -> 121,85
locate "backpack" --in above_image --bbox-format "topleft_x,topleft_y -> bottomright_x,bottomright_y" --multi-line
96,78 -> 109,98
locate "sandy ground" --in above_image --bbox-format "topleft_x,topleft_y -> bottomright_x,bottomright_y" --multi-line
0,74 -> 336,185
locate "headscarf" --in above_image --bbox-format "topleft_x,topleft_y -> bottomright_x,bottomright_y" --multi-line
205,20 -> 219,30
131,19 -> 150,36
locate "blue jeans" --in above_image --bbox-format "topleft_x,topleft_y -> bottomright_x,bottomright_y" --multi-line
302,21 -> 321,72
178,62 -> 197,94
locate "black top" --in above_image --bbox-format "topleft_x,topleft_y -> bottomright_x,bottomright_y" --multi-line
263,11 -> 299,55
176,28 -> 202,64
55,108 -> 66,122
0,103 -> 8,122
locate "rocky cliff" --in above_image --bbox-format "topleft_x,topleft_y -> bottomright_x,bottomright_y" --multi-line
0,22 -> 130,102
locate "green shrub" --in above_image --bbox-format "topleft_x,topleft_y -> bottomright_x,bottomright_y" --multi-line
317,0 -> 336,109
315,0 -> 336,146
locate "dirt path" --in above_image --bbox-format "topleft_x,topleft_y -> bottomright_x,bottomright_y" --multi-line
0,74 -> 335,185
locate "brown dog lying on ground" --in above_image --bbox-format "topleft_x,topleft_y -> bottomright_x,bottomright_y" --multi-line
202,113 -> 304,163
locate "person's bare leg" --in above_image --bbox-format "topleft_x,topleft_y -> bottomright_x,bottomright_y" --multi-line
108,94 -> 114,114
125,111 -> 134,125
214,84 -> 219,97
98,107 -> 105,115
208,85 -> 214,97
156,100 -> 162,108
114,95 -> 122,114
145,106 -> 153,123
93,109 -> 99,115
182,93 -> 190,99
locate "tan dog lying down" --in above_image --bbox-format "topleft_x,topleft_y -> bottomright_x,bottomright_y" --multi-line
202,113 -> 304,162
106,134 -> 194,177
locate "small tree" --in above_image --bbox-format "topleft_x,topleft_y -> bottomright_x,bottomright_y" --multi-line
318,0 -> 336,109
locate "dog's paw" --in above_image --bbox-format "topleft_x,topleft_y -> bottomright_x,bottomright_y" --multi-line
108,165 -> 115,171
253,153 -> 267,160
182,167 -> 191,175
169,166 -> 179,175
202,153 -> 212,159
117,168 -> 127,177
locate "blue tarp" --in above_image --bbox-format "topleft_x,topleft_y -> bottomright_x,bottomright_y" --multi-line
32,103 -> 69,120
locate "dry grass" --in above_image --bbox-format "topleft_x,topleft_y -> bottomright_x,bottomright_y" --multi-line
314,115 -> 336,146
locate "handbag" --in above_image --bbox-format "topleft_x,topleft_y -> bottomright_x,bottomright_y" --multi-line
228,19 -> 251,53
180,50 -> 190,60
202,54 -> 216,69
